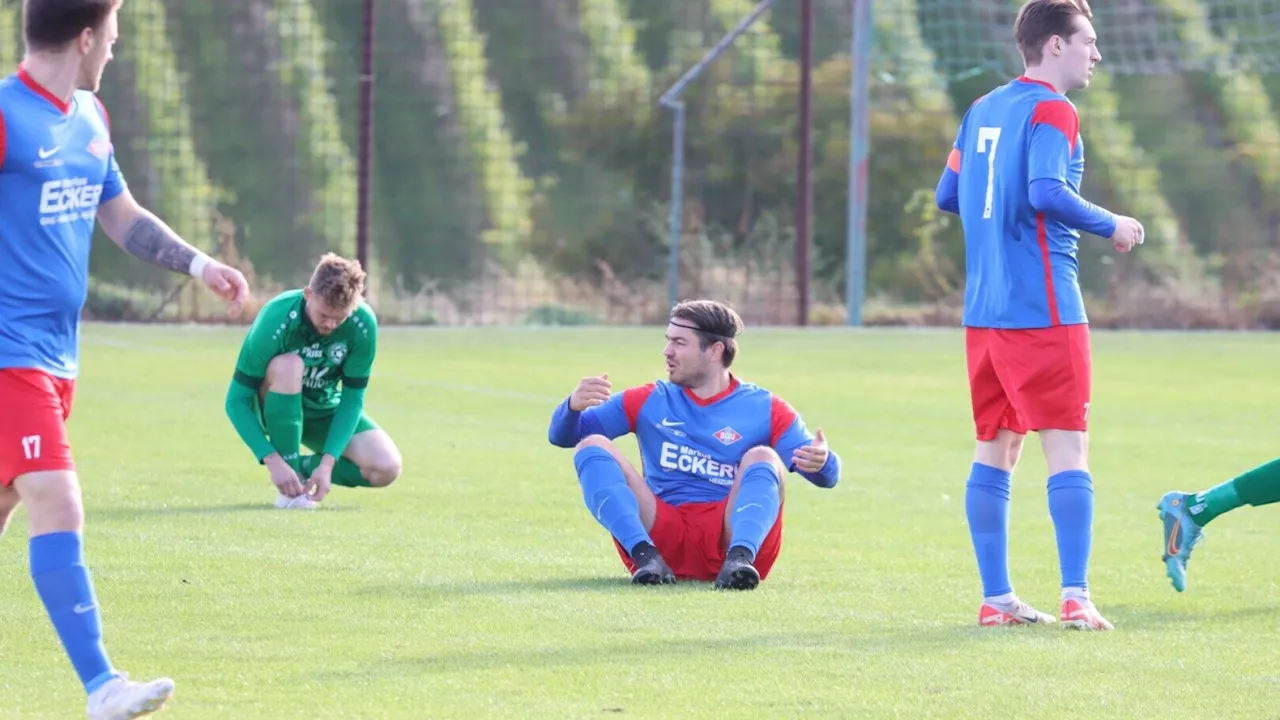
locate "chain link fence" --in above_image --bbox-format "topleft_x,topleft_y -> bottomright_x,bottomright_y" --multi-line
3,0 -> 1278,326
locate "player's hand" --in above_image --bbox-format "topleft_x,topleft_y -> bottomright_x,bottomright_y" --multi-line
1109,216 -> 1144,253
792,428 -> 829,473
201,260 -> 251,315
304,458 -> 334,503
569,373 -> 612,412
266,454 -> 305,497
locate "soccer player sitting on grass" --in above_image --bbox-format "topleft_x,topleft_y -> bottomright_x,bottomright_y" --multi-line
547,299 -> 841,590
1157,458 -> 1280,592
224,253 -> 402,510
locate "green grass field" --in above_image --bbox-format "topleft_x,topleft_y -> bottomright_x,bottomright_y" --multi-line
4,324 -> 1280,719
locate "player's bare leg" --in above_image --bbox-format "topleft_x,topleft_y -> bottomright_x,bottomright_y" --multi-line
971,430 -> 1055,626
974,429 -> 1025,472
258,354 -> 312,509
715,446 -> 786,591
574,434 -> 673,584
15,471 -> 174,718
331,429 -> 404,487
0,484 -> 21,538
1040,429 -> 1112,631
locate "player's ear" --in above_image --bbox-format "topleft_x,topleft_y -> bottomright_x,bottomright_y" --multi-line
710,340 -> 725,363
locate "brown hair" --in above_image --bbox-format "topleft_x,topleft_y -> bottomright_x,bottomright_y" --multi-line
670,299 -> 745,368
23,0 -> 118,51
308,253 -> 366,309
1014,0 -> 1092,66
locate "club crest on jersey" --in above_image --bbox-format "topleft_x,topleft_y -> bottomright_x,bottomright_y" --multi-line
714,427 -> 742,445
87,138 -> 111,158
328,342 -> 348,364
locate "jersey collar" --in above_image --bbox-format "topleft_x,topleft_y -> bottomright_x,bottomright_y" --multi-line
298,296 -> 320,335
683,373 -> 740,407
1016,75 -> 1058,93
17,63 -> 72,115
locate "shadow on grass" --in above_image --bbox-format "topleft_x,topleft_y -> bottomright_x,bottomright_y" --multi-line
355,576 -> 701,597
315,626 -> 975,678
88,502 -> 360,518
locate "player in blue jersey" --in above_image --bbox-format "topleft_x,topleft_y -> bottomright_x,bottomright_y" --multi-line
547,299 -> 841,590
0,2 -> 249,717
934,0 -> 1144,630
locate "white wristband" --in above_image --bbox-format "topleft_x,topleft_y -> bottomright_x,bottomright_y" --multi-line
188,252 -> 211,279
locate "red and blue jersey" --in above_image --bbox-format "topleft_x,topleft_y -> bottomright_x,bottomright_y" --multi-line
548,375 -> 840,505
935,77 -> 1116,330
0,65 -> 126,379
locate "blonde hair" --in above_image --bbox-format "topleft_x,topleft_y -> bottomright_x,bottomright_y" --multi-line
308,253 -> 366,309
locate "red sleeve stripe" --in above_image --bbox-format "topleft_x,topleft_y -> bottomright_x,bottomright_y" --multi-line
946,148 -> 961,172
93,96 -> 111,131
0,109 -> 6,169
1031,99 -> 1079,154
769,395 -> 798,448
622,384 -> 656,433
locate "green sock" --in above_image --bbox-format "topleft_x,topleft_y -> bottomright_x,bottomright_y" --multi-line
262,391 -> 303,473
1189,457 -> 1280,526
299,454 -> 372,488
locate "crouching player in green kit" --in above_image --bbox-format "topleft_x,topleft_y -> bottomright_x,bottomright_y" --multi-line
224,253 -> 403,509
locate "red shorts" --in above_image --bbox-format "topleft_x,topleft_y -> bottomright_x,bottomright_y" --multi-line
612,498 -> 784,582
0,368 -> 77,486
966,325 -> 1091,441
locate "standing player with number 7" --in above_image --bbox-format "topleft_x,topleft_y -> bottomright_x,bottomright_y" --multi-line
933,0 -> 1143,631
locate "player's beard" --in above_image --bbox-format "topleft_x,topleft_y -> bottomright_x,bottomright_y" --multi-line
77,61 -> 104,92
669,360 -> 709,389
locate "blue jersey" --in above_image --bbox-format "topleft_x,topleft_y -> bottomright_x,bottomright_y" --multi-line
0,65 -> 127,378
949,77 -> 1090,329
548,376 -> 840,505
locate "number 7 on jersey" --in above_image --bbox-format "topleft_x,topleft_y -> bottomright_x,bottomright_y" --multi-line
977,126 -> 1000,219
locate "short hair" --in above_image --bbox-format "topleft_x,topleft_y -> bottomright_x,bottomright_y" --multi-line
22,0 -> 118,51
1014,0 -> 1092,66
669,299 -> 745,368
308,253 -> 366,309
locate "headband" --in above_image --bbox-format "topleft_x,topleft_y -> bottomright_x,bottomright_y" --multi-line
669,319 -> 737,339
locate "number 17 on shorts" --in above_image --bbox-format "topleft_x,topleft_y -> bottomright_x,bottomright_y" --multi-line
0,369 -> 77,486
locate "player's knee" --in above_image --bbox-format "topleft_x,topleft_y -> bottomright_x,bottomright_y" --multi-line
364,452 -> 403,488
975,430 -> 1024,472
575,434 -> 617,454
265,353 -> 305,392
739,445 -> 784,475
1006,434 -> 1026,468
1040,430 -> 1088,475
12,471 -> 83,534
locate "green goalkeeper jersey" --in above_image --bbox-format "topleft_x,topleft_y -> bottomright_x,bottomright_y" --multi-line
232,288 -> 378,412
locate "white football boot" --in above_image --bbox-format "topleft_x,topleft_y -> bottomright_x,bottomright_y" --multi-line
275,492 -> 319,510
86,674 -> 174,720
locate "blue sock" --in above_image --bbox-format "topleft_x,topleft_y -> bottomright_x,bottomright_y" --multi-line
728,462 -> 782,557
574,446 -> 652,555
30,532 -> 116,694
965,462 -> 1013,598
1047,469 -> 1093,590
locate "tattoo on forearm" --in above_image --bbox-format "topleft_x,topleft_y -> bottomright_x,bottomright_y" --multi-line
121,215 -> 197,273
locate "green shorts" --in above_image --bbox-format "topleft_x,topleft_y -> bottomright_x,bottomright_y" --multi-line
253,397 -> 380,455
299,407 -> 380,453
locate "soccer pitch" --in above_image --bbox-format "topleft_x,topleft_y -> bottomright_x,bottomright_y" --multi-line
3,323 -> 1280,719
